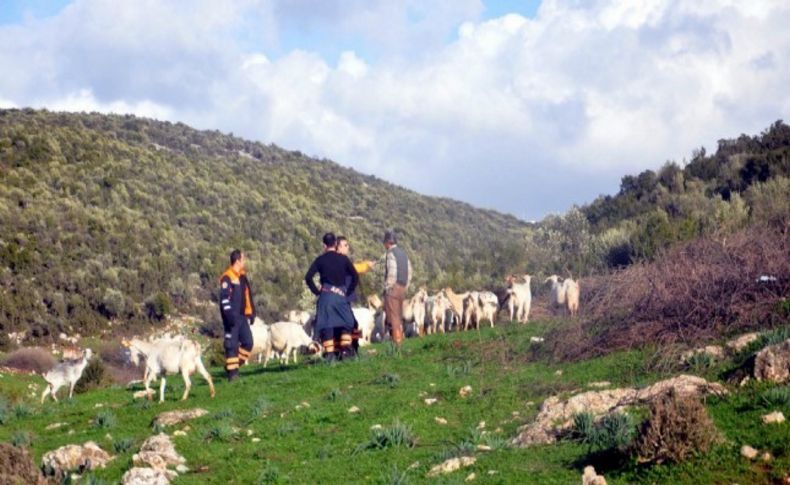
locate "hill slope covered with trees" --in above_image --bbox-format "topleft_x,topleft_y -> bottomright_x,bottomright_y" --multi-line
0,109 -> 529,342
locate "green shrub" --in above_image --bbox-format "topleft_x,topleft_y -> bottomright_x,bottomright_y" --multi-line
94,410 -> 116,429
213,408 -> 233,420
249,396 -> 272,419
376,465 -> 411,485
632,391 -> 718,464
10,430 -> 32,448
12,403 -> 31,419
685,352 -> 715,372
257,460 -> 283,484
0,397 -> 8,425
204,423 -> 234,443
355,421 -> 416,453
759,386 -> 790,408
326,388 -> 342,401
112,438 -> 135,454
375,373 -> 400,388
74,358 -> 111,393
570,411 -> 635,452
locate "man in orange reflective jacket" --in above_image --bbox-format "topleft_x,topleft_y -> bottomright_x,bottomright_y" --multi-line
219,249 -> 255,381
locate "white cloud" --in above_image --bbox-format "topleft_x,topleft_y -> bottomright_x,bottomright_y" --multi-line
0,0 -> 788,219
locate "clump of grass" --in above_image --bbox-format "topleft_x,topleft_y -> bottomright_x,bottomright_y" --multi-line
355,421 -> 416,453
11,430 -> 32,448
249,396 -> 272,419
13,403 -> 31,419
257,460 -> 283,484
742,327 -> 790,356
112,437 -> 135,454
0,397 -> 8,425
81,474 -> 110,485
376,465 -> 411,485
204,422 -> 235,443
326,388 -> 342,401
685,352 -> 715,372
93,410 -> 116,429
569,411 -> 635,452
214,408 -> 234,420
375,373 -> 401,388
446,359 -> 473,379
632,391 -> 718,464
384,342 -> 401,358
276,422 -> 297,437
480,432 -> 511,450
759,386 -> 790,408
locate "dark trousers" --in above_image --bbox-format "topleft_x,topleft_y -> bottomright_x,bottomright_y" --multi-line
223,316 -> 253,374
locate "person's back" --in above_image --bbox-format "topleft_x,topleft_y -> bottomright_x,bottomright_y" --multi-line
381,231 -> 411,346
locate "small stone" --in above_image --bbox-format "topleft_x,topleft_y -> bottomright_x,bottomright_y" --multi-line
133,390 -> 150,399
94,403 -> 104,408
529,337 -> 544,343
587,381 -> 611,388
741,445 -> 759,460
172,431 -> 187,437
175,464 -> 189,474
762,452 -> 773,462
512,411 -> 521,416
762,411 -> 786,424
476,445 -> 492,452
466,472 -> 477,482
68,429 -> 75,435
348,406 -> 360,414
434,417 -> 448,425
153,408 -> 209,427
554,370 -> 563,376
487,470 -> 498,475
246,429 -> 254,436
427,456 -> 476,477
46,422 -> 66,430
495,427 -> 503,433
429,383 -> 436,387
252,437 -> 261,443
105,434 -> 113,441
459,385 -> 473,398
424,398 -> 438,406
477,421 -> 486,430
408,461 -> 420,470
370,424 -> 383,430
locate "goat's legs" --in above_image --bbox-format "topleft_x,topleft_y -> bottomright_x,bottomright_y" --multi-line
159,377 -> 166,403
40,384 -> 51,404
180,369 -> 191,401
68,381 -> 75,399
144,370 -> 154,400
195,358 -> 215,398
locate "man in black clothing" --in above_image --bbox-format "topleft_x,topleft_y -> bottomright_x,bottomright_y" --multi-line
219,249 -> 255,381
305,233 -> 359,361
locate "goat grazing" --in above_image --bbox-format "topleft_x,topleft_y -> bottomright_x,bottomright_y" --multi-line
123,336 -> 215,403
40,348 -> 93,403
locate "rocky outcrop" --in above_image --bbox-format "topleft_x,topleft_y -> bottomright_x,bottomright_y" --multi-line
582,466 -> 607,485
122,467 -> 177,484
132,434 -> 185,470
726,333 -> 761,352
512,375 -> 727,447
427,456 -> 476,477
0,443 -> 47,485
41,441 -> 113,477
754,339 -> 790,384
152,408 -> 208,427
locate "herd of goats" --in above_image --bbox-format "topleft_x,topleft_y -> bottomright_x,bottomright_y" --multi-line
36,274 -> 581,404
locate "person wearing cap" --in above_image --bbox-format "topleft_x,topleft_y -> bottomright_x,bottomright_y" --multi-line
218,249 -> 255,381
381,230 -> 412,347
336,235 -> 376,355
305,233 -> 360,361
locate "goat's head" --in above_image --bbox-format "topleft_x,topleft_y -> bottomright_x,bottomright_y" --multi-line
544,275 -> 560,285
83,348 -> 94,361
306,341 -> 321,355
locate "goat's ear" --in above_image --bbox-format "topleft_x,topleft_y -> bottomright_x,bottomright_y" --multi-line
121,339 -> 130,347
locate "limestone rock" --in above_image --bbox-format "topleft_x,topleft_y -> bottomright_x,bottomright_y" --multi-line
512,375 -> 726,447
754,340 -> 790,384
41,441 -> 113,477
427,456 -> 476,477
680,345 -> 724,363
587,381 -> 611,388
582,466 -> 607,485
459,385 -> 473,398
152,408 -> 208,427
424,398 -> 438,406
132,434 -> 185,470
741,445 -> 758,460
434,417 -> 448,425
348,406 -> 360,414
726,332 -> 761,352
762,411 -> 786,424
122,467 -> 177,484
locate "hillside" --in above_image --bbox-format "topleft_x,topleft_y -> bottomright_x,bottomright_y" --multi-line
0,109 -> 528,343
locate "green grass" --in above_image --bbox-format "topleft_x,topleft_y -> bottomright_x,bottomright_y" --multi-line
0,320 -> 788,483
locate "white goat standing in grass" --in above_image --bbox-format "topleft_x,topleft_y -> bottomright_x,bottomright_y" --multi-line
40,348 -> 93,403
506,274 -> 532,324
122,336 -> 215,403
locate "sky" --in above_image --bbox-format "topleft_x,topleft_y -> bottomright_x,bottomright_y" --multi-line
0,0 -> 788,220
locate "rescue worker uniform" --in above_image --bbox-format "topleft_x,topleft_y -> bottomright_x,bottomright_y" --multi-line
219,267 -> 254,380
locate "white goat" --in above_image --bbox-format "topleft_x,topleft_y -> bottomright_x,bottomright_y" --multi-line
477,291 -> 499,328
462,291 -> 480,330
285,310 -> 314,337
352,307 -> 376,346
506,274 -> 532,324
442,288 -> 469,331
123,336 -> 215,403
426,292 -> 449,335
249,317 -> 273,364
545,275 -> 567,314
563,278 -> 580,317
403,287 -> 428,336
40,348 -> 93,403
268,321 -> 321,365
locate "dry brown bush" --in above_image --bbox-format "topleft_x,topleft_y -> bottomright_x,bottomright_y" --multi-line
631,390 -> 719,464
0,443 -> 46,484
545,224 -> 789,362
0,347 -> 55,374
